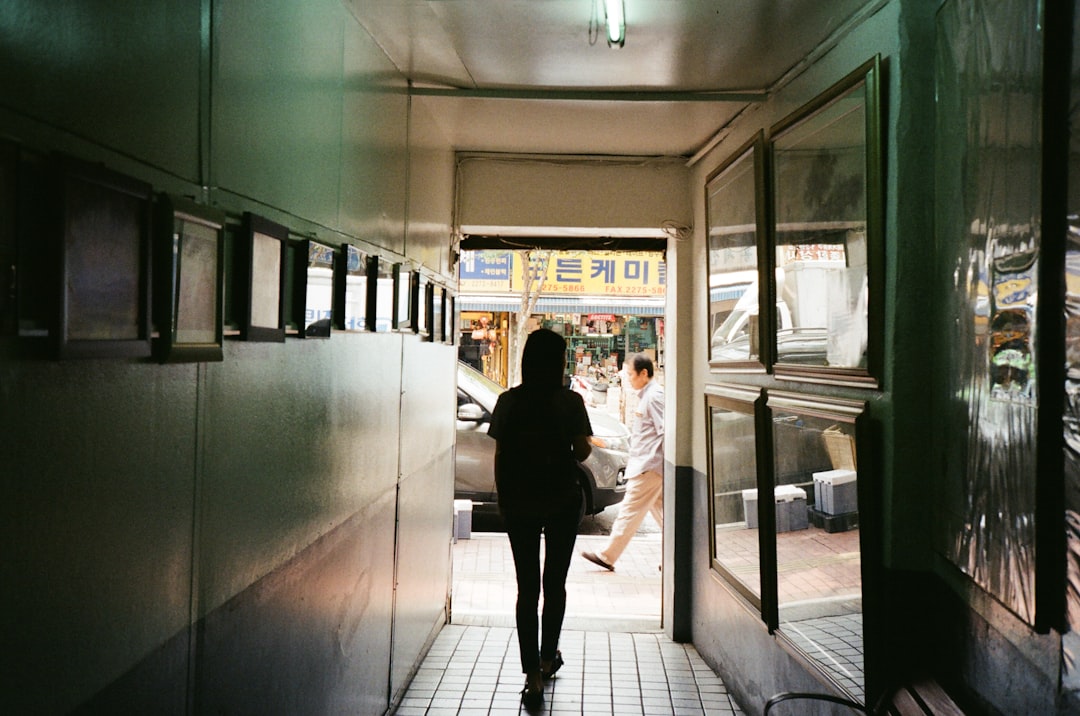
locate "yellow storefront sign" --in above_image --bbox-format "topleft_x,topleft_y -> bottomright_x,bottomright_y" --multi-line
459,250 -> 665,297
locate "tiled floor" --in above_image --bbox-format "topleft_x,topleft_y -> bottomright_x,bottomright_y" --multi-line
392,530 -> 745,715
451,533 -> 664,633
393,626 -> 743,716
781,614 -> 864,701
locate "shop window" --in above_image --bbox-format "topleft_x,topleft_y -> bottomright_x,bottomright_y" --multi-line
768,390 -> 867,702
705,385 -> 765,608
706,132 -> 767,369
768,56 -> 883,387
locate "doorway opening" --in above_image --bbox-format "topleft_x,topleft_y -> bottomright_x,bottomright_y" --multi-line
451,243 -> 667,633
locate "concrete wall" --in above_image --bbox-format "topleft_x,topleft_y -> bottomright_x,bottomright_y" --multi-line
0,1 -> 456,713
456,153 -> 691,235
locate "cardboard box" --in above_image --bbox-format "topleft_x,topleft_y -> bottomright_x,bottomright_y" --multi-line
774,485 -> 808,532
742,485 -> 808,532
742,489 -> 759,529
453,499 -> 473,540
813,469 -> 858,515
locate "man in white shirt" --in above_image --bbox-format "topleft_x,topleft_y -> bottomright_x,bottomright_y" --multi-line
581,353 -> 664,571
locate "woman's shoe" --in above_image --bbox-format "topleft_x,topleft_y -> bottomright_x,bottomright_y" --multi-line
521,675 -> 544,710
541,650 -> 564,680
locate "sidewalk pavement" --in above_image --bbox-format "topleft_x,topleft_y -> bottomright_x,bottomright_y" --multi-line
451,530 -> 663,633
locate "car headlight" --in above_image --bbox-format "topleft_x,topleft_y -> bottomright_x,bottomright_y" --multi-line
589,435 -> 630,453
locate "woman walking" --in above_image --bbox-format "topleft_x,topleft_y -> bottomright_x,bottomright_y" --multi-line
488,328 -> 593,709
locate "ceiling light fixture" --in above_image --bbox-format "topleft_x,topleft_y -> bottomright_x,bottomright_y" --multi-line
604,0 -> 625,47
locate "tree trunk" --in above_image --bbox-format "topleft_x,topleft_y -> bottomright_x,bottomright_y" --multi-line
508,249 -> 552,386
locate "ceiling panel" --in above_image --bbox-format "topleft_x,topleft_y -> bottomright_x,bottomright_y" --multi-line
348,0 -> 881,156
414,95 -> 746,156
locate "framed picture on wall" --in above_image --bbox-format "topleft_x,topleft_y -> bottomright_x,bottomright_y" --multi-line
238,212 -> 286,342
370,255 -> 395,332
705,131 -> 767,369
394,263 -> 413,332
431,284 -> 445,343
54,156 -> 153,359
292,239 -> 334,339
335,243 -> 368,331
769,56 -> 883,387
153,195 -> 225,362
413,272 -> 430,338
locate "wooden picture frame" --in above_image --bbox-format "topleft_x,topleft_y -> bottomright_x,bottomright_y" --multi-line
238,212 -> 286,342
153,195 -> 225,362
292,239 -> 334,339
54,156 -> 152,359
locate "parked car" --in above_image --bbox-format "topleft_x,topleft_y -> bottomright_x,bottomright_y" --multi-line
455,361 -> 628,517
711,326 -> 829,364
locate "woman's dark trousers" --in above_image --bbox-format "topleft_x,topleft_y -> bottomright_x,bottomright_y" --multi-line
504,508 -> 580,673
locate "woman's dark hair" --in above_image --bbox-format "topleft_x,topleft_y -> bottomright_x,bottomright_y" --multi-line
520,328 -> 567,388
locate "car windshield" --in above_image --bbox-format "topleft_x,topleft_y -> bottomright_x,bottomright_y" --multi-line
460,363 -> 505,394
714,309 -> 749,345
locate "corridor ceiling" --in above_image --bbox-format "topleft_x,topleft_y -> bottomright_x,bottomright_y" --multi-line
346,0 -> 881,158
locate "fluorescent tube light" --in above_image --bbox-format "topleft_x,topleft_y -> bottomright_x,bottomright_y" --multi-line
604,0 -> 625,47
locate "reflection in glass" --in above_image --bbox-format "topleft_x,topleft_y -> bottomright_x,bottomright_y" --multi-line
302,241 -> 334,338
772,79 -> 869,371
251,232 -> 282,330
770,393 -> 864,701
707,135 -> 762,365
935,0 -> 1040,624
1063,0 -> 1080,693
416,273 -> 429,336
431,286 -> 444,343
341,245 -> 367,331
174,220 -> 218,344
374,258 -> 394,333
706,388 -> 762,602
395,264 -> 412,331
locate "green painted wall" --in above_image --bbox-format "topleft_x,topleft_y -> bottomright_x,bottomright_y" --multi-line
0,1 -> 456,713
685,0 -> 1062,712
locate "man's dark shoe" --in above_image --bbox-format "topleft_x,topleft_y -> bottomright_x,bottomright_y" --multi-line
581,551 -> 614,571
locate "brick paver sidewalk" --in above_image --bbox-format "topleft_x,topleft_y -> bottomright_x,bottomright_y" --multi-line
451,532 -> 663,632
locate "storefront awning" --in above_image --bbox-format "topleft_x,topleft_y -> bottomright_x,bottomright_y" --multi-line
710,285 -> 750,303
458,295 -> 665,316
